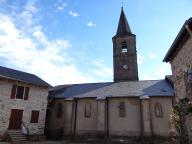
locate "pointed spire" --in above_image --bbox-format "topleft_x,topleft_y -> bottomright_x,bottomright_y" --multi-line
116,7 -> 132,37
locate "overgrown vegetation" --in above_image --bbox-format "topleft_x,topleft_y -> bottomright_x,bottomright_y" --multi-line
170,98 -> 192,144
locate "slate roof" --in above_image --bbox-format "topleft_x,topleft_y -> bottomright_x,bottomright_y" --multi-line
49,80 -> 174,100
0,66 -> 51,87
163,17 -> 192,62
113,7 -> 134,38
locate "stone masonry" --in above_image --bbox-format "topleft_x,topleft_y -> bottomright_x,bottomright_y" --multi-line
0,78 -> 48,138
164,18 -> 192,143
170,37 -> 192,100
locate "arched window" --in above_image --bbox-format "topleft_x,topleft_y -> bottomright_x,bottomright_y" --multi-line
121,41 -> 127,53
84,102 -> 91,118
118,101 -> 126,118
56,103 -> 63,118
154,103 -> 163,117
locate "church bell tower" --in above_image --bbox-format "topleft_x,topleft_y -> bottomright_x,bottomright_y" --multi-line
113,7 -> 138,82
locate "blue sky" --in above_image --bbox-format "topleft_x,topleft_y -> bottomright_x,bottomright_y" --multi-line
0,0 -> 191,86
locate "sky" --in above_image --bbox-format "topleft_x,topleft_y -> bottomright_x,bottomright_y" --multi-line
0,0 -> 191,86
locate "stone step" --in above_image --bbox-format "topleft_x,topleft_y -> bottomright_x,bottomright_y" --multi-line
8,130 -> 27,143
12,139 -> 27,142
8,131 -> 23,134
11,136 -> 26,139
9,133 -> 25,135
11,141 -> 28,144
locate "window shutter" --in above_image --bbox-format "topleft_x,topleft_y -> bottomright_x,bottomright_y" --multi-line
31,110 -> 39,123
10,84 -> 17,99
24,87 -> 30,100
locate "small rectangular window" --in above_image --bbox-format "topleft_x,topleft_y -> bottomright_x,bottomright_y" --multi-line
121,41 -> 128,53
16,86 -> 24,99
31,110 -> 39,123
10,84 -> 30,100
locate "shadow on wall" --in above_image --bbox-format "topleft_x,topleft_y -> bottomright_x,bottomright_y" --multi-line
45,128 -> 63,140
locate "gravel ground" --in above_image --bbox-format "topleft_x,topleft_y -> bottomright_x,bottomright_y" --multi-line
0,141 -> 66,144
0,139 -> 170,144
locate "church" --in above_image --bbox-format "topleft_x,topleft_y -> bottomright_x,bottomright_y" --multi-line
46,8 -> 174,139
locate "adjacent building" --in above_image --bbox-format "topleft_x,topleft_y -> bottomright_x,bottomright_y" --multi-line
46,8 -> 174,139
163,17 -> 192,101
163,17 -> 192,143
0,66 -> 51,140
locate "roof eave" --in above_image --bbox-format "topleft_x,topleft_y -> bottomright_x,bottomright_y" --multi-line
0,75 -> 51,88
112,33 -> 135,39
163,18 -> 192,62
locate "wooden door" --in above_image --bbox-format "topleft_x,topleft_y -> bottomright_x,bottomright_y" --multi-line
8,109 -> 23,129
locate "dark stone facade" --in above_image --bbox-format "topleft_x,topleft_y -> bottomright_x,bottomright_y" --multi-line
112,8 -> 138,82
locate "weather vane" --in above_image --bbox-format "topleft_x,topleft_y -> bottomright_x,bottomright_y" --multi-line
121,1 -> 124,9
121,0 -> 127,9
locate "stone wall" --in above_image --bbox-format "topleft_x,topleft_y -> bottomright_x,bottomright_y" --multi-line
169,36 -> 192,143
108,98 -> 141,136
113,35 -> 139,81
170,37 -> 192,100
76,99 -> 98,135
0,79 -> 48,137
150,97 -> 173,137
46,96 -> 173,138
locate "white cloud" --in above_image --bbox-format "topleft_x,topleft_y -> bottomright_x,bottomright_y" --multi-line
19,0 -> 38,27
139,63 -> 172,80
69,10 -> 79,17
57,4 -> 66,11
148,52 -> 157,59
90,59 -> 113,78
54,0 -> 67,12
0,3 -> 101,86
87,21 -> 96,27
155,63 -> 172,78
141,74 -> 153,80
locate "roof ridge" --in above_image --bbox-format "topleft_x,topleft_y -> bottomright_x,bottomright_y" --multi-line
0,65 -> 51,87
53,80 -> 165,88
55,81 -> 113,87
0,65 -> 36,76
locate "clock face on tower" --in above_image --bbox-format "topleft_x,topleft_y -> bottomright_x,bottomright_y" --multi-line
119,56 -> 128,70
123,64 -> 128,70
